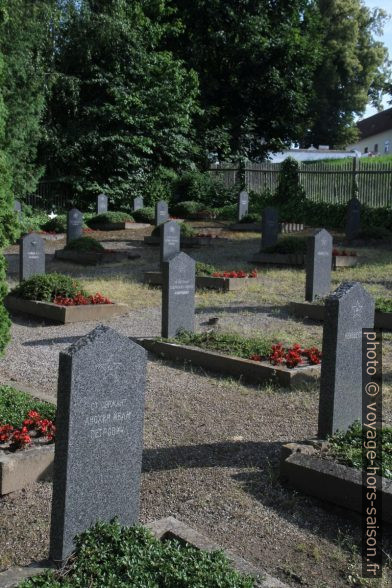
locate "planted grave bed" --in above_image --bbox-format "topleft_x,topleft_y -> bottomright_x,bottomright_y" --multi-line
280,422 -> 392,523
0,385 -> 56,495
144,222 -> 222,248
54,236 -> 139,265
86,211 -> 149,230
135,331 -> 321,389
144,262 -> 261,292
15,519 -> 271,588
5,273 -> 126,323
289,296 -> 392,329
252,238 -> 358,268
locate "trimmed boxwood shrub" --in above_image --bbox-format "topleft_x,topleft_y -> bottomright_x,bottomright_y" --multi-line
40,215 -> 67,234
64,237 -> 104,252
264,236 -> 307,254
357,226 -> 392,241
196,261 -> 216,276
239,213 -> 260,224
133,206 -> 154,223
87,211 -> 134,228
19,520 -> 254,587
171,200 -> 203,217
12,273 -> 87,302
152,222 -> 195,238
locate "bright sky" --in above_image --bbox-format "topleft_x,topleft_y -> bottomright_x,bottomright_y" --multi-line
361,0 -> 392,119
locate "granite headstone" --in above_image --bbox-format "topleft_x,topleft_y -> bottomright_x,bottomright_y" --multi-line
318,282 -> 374,438
155,201 -> 169,226
66,208 -> 83,244
49,325 -> 147,562
305,229 -> 332,302
160,220 -> 180,264
237,190 -> 249,222
162,252 -> 195,338
345,197 -> 361,240
261,206 -> 279,249
14,200 -> 22,222
97,193 -> 108,214
133,197 -> 144,211
19,232 -> 45,282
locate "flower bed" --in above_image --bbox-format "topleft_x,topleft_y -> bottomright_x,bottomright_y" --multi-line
332,248 -> 358,268
0,386 -> 56,494
144,265 -> 261,291
6,274 -> 126,323
86,211 -> 147,231
134,332 -> 321,389
251,342 -> 321,369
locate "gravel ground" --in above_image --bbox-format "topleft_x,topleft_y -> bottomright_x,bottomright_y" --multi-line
1,228 -> 391,587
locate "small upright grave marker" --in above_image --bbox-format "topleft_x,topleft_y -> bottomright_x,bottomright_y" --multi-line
155,201 -> 169,226
49,325 -> 146,562
97,193 -> 108,214
260,206 -> 278,249
67,208 -> 83,244
345,197 -> 361,240
133,196 -> 144,211
318,282 -> 374,438
305,228 -> 332,302
237,190 -> 249,222
162,252 -> 195,337
160,220 -> 180,264
19,233 -> 45,282
14,200 -> 22,222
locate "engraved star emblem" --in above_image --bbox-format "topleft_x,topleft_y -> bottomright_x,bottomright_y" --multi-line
352,301 -> 363,318
321,237 -> 328,247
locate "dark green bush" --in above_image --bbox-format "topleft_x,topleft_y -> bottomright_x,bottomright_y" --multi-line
180,222 -> 196,237
213,204 -> 237,220
239,212 -> 260,224
0,385 -> 56,428
20,520 -> 254,587
171,200 -> 203,217
64,237 -> 104,252
87,212 -> 134,228
375,298 -> 392,313
196,261 -> 216,276
41,215 -> 67,234
132,207 -> 154,223
143,166 -> 178,206
173,170 -> 236,208
12,273 -> 86,302
264,237 -> 307,254
357,226 -> 392,240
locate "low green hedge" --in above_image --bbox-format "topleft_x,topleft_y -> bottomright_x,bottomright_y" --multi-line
171,200 -> 203,217
20,520 -> 254,587
196,262 -> 216,276
0,385 -> 56,428
12,273 -> 86,302
357,226 -> 392,241
87,212 -> 134,228
40,215 -> 67,234
133,207 -> 154,223
239,213 -> 260,224
152,222 -> 196,238
264,237 -> 307,254
64,237 -> 104,252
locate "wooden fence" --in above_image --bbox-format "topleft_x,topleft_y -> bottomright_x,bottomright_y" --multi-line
210,159 -> 392,208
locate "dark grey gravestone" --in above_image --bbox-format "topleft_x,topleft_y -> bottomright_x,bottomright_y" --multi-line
162,252 -> 195,338
237,190 -> 249,221
345,197 -> 361,240
133,196 -> 144,211
305,228 -> 332,302
155,201 -> 169,226
66,208 -> 83,244
97,193 -> 108,214
160,221 -> 180,264
14,200 -> 22,222
318,282 -> 374,438
49,325 -> 146,562
19,232 -> 45,282
261,206 -> 279,249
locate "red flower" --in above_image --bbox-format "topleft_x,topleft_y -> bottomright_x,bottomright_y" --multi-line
249,354 -> 262,362
269,343 -> 285,365
303,346 -> 322,365
0,424 -> 14,443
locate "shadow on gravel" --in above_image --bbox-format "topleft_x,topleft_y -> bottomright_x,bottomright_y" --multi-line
196,305 -> 287,316
22,336 -> 82,347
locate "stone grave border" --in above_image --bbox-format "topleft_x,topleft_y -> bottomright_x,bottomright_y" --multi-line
134,338 -> 320,389
54,249 -> 140,265
280,443 -> 392,524
289,301 -> 392,330
144,271 -> 263,292
229,222 -> 304,233
144,235 -> 220,247
0,516 -> 288,588
4,296 -> 127,324
90,221 -> 150,231
251,253 -> 357,268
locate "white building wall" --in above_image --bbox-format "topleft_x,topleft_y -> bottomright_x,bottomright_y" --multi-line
347,129 -> 392,155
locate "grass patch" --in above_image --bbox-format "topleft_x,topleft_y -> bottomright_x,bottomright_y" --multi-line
81,276 -> 161,310
0,385 -> 55,428
20,520 -> 254,588
168,330 -> 273,359
327,422 -> 392,479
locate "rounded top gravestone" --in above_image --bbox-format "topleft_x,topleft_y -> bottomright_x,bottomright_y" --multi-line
97,193 -> 108,214
67,208 -> 83,244
160,220 -> 181,264
237,190 -> 249,221
19,232 -> 45,282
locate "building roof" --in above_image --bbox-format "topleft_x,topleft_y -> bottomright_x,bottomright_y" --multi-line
358,107 -> 392,139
